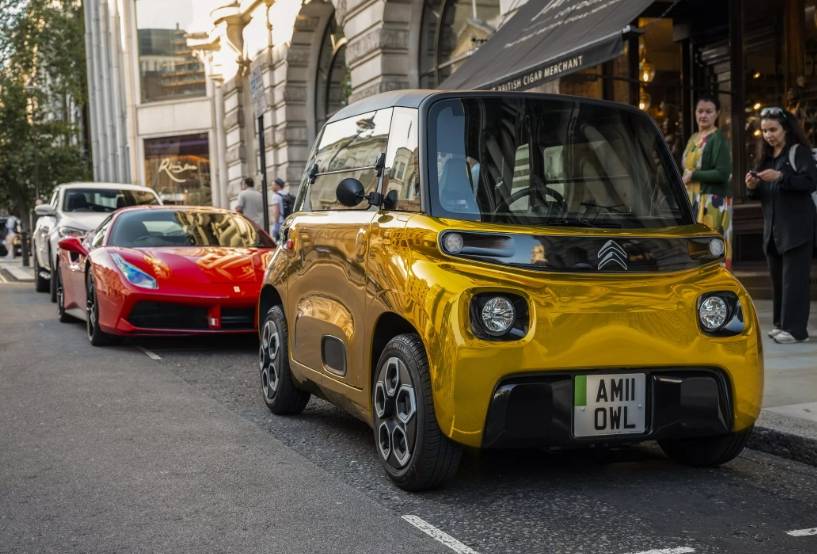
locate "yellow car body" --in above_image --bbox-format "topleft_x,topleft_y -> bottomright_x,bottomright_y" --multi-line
257,90 -> 763,489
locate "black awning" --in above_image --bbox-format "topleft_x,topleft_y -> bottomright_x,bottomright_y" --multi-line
440,0 -> 655,91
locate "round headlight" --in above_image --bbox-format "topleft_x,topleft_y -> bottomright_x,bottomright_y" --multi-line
480,296 -> 515,335
709,238 -> 725,257
443,232 -> 464,254
699,296 -> 728,331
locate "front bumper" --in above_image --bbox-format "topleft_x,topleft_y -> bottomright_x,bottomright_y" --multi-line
483,368 -> 732,448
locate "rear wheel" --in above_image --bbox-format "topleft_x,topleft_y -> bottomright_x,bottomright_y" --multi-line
659,426 -> 753,467
373,334 -> 462,491
56,263 -> 71,323
85,273 -> 116,346
259,305 -> 309,414
34,253 -> 49,292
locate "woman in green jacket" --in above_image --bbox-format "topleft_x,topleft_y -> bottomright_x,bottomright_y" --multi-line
682,95 -> 734,267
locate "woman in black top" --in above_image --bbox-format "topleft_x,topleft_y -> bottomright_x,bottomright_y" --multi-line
745,107 -> 817,343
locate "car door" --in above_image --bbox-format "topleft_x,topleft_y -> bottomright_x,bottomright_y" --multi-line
288,109 -> 392,395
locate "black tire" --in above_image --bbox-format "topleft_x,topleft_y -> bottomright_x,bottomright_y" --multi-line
259,305 -> 309,414
49,250 -> 57,302
34,254 -> 49,292
56,263 -> 71,323
372,334 -> 462,491
85,272 -> 117,346
659,426 -> 754,467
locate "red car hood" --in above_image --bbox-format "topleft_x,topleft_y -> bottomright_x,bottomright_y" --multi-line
112,246 -> 272,286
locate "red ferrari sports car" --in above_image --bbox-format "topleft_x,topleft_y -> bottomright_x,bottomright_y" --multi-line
56,206 -> 276,345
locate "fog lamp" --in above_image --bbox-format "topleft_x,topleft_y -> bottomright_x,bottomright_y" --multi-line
443,232 -> 464,254
480,296 -> 515,335
698,296 -> 728,331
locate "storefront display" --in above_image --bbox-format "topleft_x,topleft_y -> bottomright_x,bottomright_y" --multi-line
143,134 -> 211,206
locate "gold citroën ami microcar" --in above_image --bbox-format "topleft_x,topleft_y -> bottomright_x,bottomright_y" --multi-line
257,90 -> 763,491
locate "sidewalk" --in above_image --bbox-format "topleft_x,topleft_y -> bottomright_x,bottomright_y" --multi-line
1,258 -> 815,464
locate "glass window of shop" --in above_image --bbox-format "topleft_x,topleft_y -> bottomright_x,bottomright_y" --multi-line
143,133 -> 211,206
315,16 -> 351,131
419,0 -> 501,88
134,0 -> 206,103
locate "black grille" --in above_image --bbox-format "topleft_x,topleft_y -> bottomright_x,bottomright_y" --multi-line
128,302 -> 209,330
221,307 -> 254,330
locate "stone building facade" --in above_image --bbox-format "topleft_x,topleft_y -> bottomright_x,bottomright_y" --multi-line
190,0 -> 511,208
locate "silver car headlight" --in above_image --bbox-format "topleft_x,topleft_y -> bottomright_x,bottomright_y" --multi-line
697,292 -> 744,336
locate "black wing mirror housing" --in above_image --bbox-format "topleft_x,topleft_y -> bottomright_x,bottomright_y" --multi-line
336,178 -> 384,208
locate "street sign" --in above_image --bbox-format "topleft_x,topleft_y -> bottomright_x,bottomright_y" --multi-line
249,65 -> 268,116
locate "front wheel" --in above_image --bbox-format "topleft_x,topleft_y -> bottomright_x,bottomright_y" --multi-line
659,426 -> 753,467
56,263 -> 71,323
259,305 -> 309,414
373,334 -> 462,491
86,273 -> 117,346
34,253 -> 49,292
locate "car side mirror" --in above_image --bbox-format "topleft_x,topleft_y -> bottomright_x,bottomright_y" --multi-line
58,236 -> 88,257
35,204 -> 55,217
336,178 -> 366,207
336,177 -> 384,208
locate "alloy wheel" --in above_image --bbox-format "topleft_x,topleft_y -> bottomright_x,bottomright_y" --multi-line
259,319 -> 281,400
374,356 -> 417,470
56,269 -> 64,314
86,279 -> 96,339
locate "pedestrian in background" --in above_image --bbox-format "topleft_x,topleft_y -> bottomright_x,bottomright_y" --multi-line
745,107 -> 817,344
5,214 -> 19,260
682,95 -> 734,267
269,177 -> 287,240
235,177 -> 264,228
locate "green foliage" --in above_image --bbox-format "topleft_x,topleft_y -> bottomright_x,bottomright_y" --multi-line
0,0 -> 91,224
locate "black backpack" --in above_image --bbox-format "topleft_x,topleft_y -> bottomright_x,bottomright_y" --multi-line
276,191 -> 295,219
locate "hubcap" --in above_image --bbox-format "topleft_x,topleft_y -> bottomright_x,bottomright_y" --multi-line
373,357 -> 417,469
259,319 -> 281,400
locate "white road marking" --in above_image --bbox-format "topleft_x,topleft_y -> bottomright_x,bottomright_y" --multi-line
402,515 -> 479,554
138,347 -> 162,361
787,528 -> 817,537
634,546 -> 695,554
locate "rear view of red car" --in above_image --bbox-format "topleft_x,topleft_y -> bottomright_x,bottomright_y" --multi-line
56,206 -> 276,345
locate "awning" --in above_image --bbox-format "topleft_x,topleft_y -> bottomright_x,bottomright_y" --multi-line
440,0 -> 655,92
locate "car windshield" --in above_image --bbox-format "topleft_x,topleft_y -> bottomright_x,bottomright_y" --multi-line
428,97 -> 692,228
63,189 -> 159,213
109,210 -> 275,248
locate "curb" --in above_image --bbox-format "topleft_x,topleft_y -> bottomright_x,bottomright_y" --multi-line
747,411 -> 817,467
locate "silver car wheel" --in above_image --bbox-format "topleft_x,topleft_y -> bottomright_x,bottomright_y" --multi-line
373,356 -> 416,469
260,319 -> 281,399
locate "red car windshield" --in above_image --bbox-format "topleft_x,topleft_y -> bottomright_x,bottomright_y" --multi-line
109,210 -> 274,248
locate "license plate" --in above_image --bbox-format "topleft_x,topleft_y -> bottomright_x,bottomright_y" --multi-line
573,373 -> 646,437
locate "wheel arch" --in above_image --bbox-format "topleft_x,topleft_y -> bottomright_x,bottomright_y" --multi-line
370,312 -> 420,387
258,284 -> 284,331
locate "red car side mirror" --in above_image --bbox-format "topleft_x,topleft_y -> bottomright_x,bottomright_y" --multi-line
58,236 -> 88,257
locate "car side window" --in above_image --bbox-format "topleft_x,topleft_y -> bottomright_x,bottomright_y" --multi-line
91,216 -> 113,248
304,109 -> 392,211
384,107 -> 421,212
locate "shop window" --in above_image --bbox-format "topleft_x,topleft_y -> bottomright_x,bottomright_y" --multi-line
134,0 -> 206,103
143,133 -> 211,206
419,0 -> 501,88
316,16 -> 350,130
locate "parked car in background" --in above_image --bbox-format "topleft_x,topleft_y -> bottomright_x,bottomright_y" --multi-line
56,206 -> 276,345
32,183 -> 161,297
257,90 -> 763,491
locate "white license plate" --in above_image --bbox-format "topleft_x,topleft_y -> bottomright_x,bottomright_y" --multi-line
573,373 -> 646,437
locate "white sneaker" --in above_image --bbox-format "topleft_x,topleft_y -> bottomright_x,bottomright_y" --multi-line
767,328 -> 784,338
773,331 -> 810,344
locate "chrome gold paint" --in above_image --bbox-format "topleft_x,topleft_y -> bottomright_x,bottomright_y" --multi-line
263,214 -> 763,448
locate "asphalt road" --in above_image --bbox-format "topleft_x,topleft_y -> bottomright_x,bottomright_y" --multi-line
2,281 -> 817,553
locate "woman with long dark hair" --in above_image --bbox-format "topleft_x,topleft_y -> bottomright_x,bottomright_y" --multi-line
745,107 -> 817,344
682,95 -> 734,267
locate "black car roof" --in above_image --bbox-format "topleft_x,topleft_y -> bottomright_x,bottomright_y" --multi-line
325,89 -> 643,124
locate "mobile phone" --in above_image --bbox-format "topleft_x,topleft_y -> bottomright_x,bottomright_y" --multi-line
749,170 -> 759,177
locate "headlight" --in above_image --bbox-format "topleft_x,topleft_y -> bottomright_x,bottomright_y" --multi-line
481,297 -> 515,335
698,296 -> 728,331
470,293 -> 529,340
58,226 -> 85,238
442,232 -> 464,254
112,253 -> 157,289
